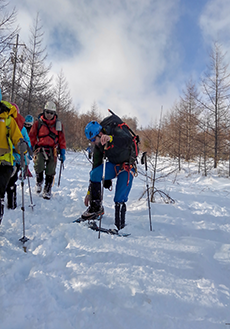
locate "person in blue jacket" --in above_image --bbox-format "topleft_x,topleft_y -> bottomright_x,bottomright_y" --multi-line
24,114 -> 34,134
6,105 -> 32,209
82,118 -> 138,230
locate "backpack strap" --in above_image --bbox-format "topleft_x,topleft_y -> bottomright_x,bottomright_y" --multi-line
5,116 -> 11,146
37,118 -> 59,143
6,116 -> 11,131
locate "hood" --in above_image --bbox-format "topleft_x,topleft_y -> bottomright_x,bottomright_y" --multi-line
0,101 -> 18,119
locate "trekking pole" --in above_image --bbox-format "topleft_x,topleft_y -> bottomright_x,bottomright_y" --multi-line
24,143 -> 35,209
98,143 -> 107,239
141,152 -> 152,231
19,154 -> 29,252
27,175 -> 35,210
58,160 -> 64,187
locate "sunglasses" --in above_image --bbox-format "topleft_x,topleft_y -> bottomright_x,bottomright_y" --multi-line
45,110 -> 55,115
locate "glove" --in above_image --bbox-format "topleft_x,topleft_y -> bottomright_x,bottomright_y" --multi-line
17,138 -> 27,155
59,149 -> 66,162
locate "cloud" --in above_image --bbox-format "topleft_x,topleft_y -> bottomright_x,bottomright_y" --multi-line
199,0 -> 230,75
9,0 -> 184,127
200,0 -> 230,44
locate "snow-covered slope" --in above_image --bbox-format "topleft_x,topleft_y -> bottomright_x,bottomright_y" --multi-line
1,151 -> 230,329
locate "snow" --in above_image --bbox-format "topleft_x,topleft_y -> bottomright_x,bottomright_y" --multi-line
1,151 -> 230,329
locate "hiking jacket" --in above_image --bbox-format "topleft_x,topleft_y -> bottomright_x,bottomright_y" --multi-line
29,114 -> 66,150
0,101 -> 23,166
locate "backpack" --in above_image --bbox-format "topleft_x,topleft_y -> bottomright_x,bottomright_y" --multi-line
0,116 -> 14,165
100,109 -> 140,165
0,116 -> 11,151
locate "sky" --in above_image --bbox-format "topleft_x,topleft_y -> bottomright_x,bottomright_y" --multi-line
6,0 -> 230,127
1,151 -> 230,328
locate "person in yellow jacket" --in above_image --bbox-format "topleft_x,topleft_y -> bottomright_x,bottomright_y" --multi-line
0,97 -> 28,224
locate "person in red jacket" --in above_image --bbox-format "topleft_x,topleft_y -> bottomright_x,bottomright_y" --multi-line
29,101 -> 66,199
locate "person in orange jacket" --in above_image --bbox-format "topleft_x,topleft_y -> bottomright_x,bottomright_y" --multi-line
29,100 -> 66,199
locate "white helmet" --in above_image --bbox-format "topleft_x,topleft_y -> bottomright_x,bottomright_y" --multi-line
44,100 -> 56,112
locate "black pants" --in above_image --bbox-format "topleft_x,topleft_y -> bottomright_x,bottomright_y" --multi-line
0,165 -> 13,198
6,164 -> 20,208
6,164 -> 20,191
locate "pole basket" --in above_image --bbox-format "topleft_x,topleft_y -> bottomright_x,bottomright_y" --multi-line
19,236 -> 29,243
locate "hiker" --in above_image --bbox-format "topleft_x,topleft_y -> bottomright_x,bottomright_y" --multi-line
82,112 -> 139,230
29,100 -> 66,199
24,114 -> 34,134
0,100 -> 28,224
6,103 -> 32,209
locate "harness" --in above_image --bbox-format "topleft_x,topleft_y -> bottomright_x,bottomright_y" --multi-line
114,162 -> 137,186
34,117 -> 61,161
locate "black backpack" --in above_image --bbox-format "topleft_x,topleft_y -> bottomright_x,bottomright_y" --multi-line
100,109 -> 140,165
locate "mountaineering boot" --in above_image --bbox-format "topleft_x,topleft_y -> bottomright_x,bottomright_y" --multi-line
82,200 -> 104,219
120,202 -> 126,229
82,181 -> 104,219
0,198 -> 4,225
43,175 -> 54,200
7,185 -> 17,209
115,202 -> 121,230
35,172 -> 43,193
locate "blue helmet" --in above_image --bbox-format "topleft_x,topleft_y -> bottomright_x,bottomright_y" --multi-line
85,121 -> 102,140
25,114 -> 34,125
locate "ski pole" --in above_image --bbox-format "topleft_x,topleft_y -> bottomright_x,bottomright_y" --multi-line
141,152 -> 152,231
19,154 -> 29,252
58,160 -> 64,187
98,143 -> 107,239
27,175 -> 35,210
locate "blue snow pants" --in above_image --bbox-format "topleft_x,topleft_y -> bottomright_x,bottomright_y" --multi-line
90,162 -> 135,203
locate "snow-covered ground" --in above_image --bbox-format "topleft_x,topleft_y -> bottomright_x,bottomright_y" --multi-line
1,151 -> 230,329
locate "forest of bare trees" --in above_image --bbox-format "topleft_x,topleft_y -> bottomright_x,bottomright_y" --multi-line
139,42 -> 230,176
2,1 -> 230,175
